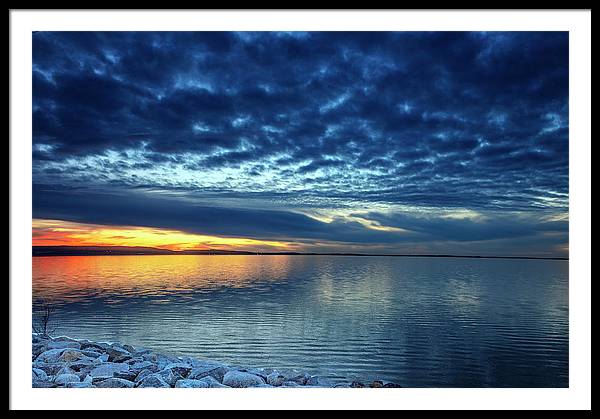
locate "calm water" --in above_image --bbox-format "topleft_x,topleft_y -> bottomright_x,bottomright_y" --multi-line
32,255 -> 568,387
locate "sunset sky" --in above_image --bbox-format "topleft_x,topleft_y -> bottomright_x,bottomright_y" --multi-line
32,32 -> 569,256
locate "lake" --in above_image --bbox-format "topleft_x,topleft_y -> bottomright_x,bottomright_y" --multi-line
32,255 -> 569,387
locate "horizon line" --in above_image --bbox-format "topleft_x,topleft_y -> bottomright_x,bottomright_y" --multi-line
31,245 -> 568,261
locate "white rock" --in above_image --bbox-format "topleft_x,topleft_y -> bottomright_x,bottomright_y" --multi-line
32,362 -> 63,376
56,365 -> 77,376
32,379 -> 56,388
164,362 -> 192,377
196,376 -> 229,388
284,372 -> 310,385
107,345 -> 132,362
155,368 -> 182,386
32,368 -> 48,381
134,369 -> 153,383
66,382 -> 93,388
122,344 -> 136,353
266,371 -> 286,387
54,373 -> 80,385
174,379 -> 209,388
136,374 -> 171,388
95,378 -> 135,388
93,354 -> 109,364
90,362 -> 130,378
222,371 -> 266,388
36,348 -> 67,363
130,360 -> 155,371
188,364 -> 228,382
80,349 -> 104,358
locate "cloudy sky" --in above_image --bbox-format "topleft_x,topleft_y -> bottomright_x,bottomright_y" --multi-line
32,31 -> 569,256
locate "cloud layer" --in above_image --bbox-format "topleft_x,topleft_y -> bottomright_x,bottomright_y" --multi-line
32,32 -> 569,256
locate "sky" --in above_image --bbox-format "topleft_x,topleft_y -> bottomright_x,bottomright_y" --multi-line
32,32 -> 569,256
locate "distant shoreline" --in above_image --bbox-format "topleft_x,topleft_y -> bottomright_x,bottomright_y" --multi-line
31,246 -> 568,260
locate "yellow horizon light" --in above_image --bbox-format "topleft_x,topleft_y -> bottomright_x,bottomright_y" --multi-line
32,219 -> 292,252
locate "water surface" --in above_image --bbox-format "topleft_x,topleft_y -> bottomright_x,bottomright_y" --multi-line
32,255 -> 568,387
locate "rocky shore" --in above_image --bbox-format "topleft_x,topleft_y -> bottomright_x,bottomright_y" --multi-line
32,334 -> 402,388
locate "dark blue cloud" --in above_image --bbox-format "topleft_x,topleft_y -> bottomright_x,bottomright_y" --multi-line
32,31 -> 569,255
360,211 -> 567,242
32,185 -> 567,254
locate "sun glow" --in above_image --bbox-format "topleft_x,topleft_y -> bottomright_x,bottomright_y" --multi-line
32,219 -> 292,252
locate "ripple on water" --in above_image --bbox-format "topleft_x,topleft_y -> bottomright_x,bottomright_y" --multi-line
33,255 -> 569,387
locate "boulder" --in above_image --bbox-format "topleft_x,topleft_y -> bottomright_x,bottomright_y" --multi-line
286,372 -> 310,385
36,348 -> 67,363
129,361 -> 156,372
222,371 -> 266,388
163,362 -> 192,378
95,378 -> 135,388
54,373 -> 80,385
107,346 -> 132,362
155,356 -> 177,371
90,362 -> 130,379
32,343 -> 47,358
142,352 -> 159,363
66,382 -> 93,388
114,370 -> 138,381
55,365 -> 77,376
369,380 -> 384,388
94,354 -> 110,364
58,349 -> 85,362
155,368 -> 183,387
122,344 -> 136,353
32,368 -> 48,381
174,379 -> 209,388
48,340 -> 81,350
236,367 -> 269,380
67,359 -> 95,372
32,379 -> 57,388
80,349 -> 104,358
134,369 -> 154,383
281,381 -> 301,387
188,364 -> 228,382
32,362 -> 64,376
177,356 -> 205,368
266,371 -> 286,387
80,342 -> 108,352
76,370 -> 90,381
196,376 -> 229,388
136,374 -> 171,388
350,381 -> 365,388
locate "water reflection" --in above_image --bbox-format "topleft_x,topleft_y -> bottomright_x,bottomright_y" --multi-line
32,255 -> 568,387
33,255 -> 294,304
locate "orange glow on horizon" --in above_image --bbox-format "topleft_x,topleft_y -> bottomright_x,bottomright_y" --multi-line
32,219 -> 293,252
